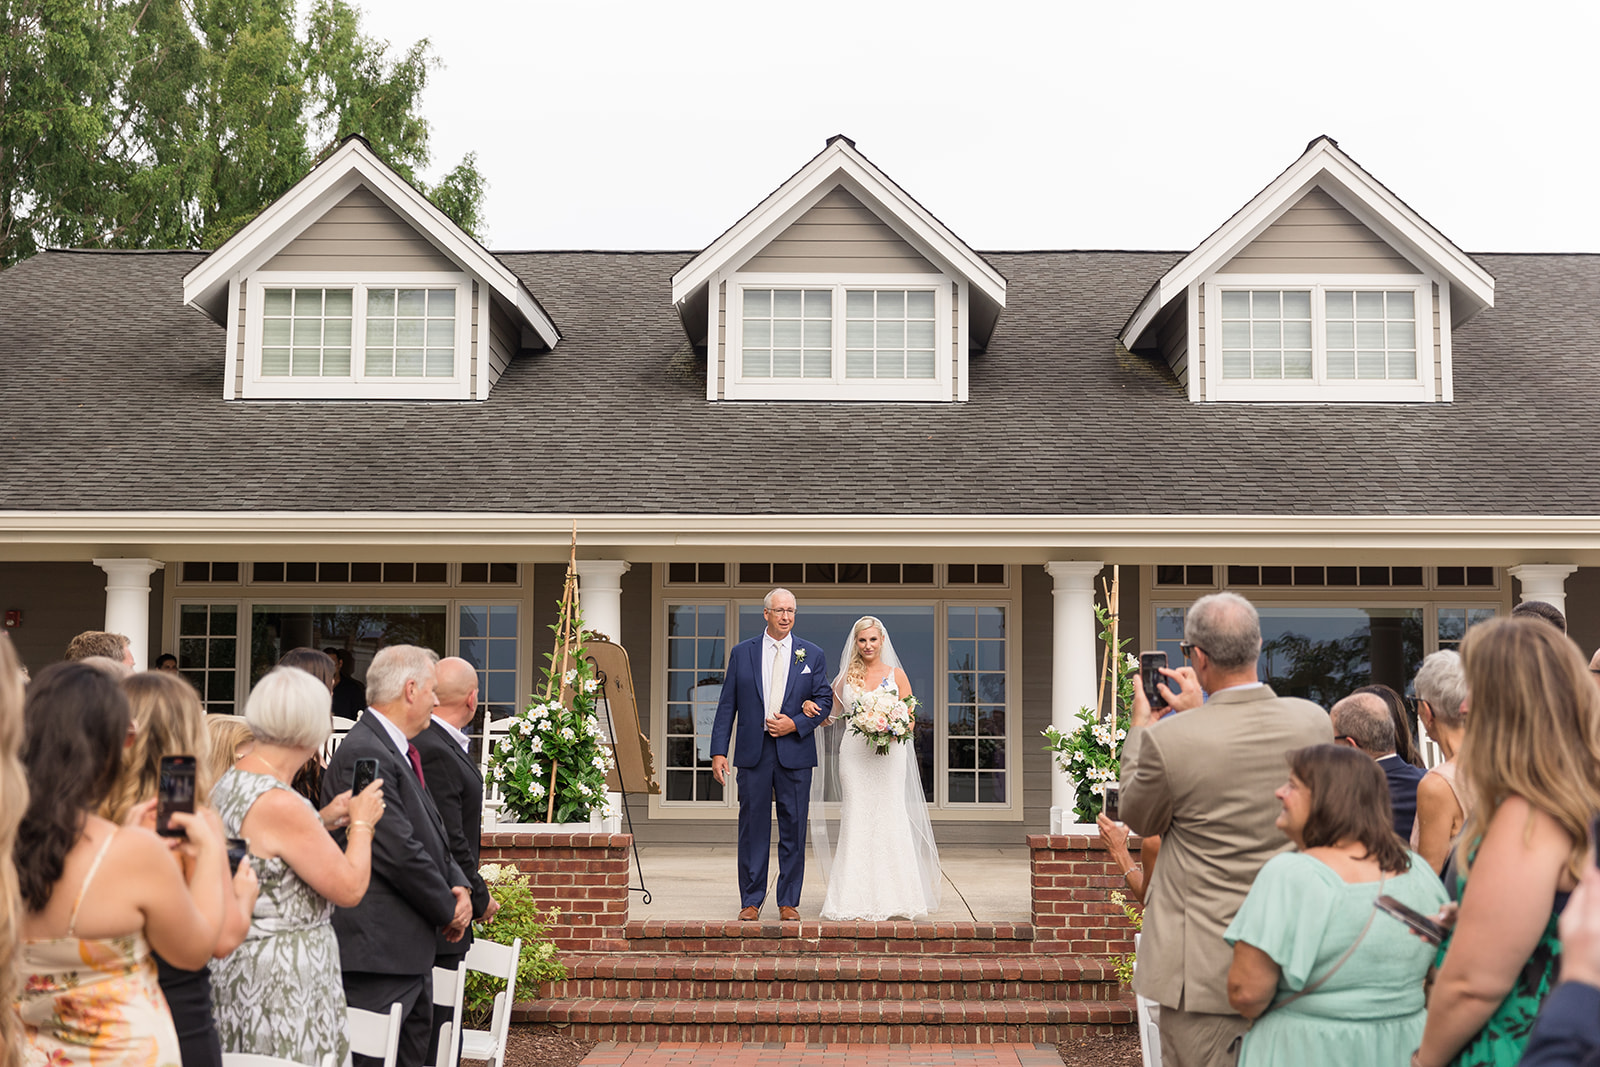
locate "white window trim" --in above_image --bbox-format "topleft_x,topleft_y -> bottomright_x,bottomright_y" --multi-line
1202,273 -> 1437,403
243,271 -> 473,400
723,272 -> 954,402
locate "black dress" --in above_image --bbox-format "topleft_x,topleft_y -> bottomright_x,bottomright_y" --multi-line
155,954 -> 221,1067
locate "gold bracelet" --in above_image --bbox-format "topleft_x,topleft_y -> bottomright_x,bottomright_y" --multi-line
349,821 -> 375,834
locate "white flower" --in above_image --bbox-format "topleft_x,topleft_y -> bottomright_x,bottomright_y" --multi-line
530,780 -> 546,798
582,678 -> 600,694
530,736 -> 544,753
1124,653 -> 1138,671
559,726 -> 576,742
563,669 -> 578,685
479,862 -> 505,883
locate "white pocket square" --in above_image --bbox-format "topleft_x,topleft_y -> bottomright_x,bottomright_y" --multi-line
800,665 -> 812,674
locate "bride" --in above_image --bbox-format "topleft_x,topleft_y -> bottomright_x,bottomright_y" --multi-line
807,616 -> 941,921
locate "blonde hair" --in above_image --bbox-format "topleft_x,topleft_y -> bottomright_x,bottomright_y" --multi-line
0,634 -> 30,1067
103,671 -> 214,824
205,717 -> 255,786
1458,616 -> 1600,881
840,616 -> 888,690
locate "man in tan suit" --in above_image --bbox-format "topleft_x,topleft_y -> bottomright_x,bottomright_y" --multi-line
1120,592 -> 1332,1067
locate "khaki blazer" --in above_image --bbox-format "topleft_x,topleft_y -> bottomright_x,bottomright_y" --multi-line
1119,684 -> 1332,1015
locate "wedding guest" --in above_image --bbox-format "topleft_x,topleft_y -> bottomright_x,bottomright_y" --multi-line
1120,591 -> 1333,1065
15,662 -> 229,1067
205,718 -> 254,787
1520,828 -> 1600,1066
1349,683 -> 1424,768
277,647 -> 338,804
1096,813 -> 1161,906
103,672 -> 258,1067
1513,597 -> 1568,634
1415,617 -> 1600,1067
155,654 -> 180,673
1411,651 -> 1468,875
325,647 -> 367,721
211,667 -> 385,1067
1226,744 -> 1446,1065
1,634 -> 28,1067
1331,692 -> 1425,839
63,631 -> 133,667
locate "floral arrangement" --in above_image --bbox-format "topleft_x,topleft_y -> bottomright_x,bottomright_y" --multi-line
846,687 -> 919,755
488,607 -> 617,825
463,864 -> 567,1027
1041,603 -> 1134,823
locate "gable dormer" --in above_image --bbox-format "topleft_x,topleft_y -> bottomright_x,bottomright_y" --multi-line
1122,136 -> 1494,403
672,136 -> 1005,403
183,137 -> 558,401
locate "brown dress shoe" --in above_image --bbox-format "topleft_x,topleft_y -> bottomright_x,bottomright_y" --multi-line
779,906 -> 801,922
738,905 -> 760,921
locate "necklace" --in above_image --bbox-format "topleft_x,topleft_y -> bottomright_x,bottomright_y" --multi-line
239,751 -> 290,781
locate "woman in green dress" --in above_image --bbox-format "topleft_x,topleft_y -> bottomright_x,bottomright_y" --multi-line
1225,743 -> 1447,1066
1414,616 -> 1600,1067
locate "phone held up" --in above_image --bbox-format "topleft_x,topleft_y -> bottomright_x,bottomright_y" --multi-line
1374,894 -> 1447,945
1139,651 -> 1181,711
225,838 -> 250,875
156,754 -> 197,837
1102,782 -> 1121,823
351,757 -> 379,797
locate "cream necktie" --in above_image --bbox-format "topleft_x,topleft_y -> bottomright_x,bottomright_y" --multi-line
766,642 -> 787,720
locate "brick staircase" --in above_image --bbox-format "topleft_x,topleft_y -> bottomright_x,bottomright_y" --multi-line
519,918 -> 1133,1042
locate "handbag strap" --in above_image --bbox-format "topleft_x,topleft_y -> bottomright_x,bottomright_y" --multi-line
1272,873 -> 1387,1011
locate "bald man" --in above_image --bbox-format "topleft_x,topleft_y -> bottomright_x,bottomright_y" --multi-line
1332,691 -> 1426,839
414,657 -> 496,1054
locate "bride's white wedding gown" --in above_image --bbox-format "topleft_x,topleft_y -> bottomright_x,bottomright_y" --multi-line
819,675 -> 937,921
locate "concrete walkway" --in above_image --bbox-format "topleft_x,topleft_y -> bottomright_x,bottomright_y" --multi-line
621,843 -> 1032,923
580,1043 -> 1065,1067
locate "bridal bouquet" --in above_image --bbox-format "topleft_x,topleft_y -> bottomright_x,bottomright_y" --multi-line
847,688 -> 919,755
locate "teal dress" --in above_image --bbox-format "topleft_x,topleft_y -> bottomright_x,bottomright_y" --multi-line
1224,850 -> 1447,1067
1435,844 -> 1566,1067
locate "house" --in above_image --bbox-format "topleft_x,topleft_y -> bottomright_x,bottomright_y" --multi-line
3,133 -> 1597,841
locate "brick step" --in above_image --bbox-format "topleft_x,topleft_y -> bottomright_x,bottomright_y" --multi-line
549,954 -> 1121,1002
514,996 -> 1136,1043
622,919 -> 1035,956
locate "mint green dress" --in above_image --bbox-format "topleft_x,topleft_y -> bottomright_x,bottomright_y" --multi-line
1224,850 -> 1447,1067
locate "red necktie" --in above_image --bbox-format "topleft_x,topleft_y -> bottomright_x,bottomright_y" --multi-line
407,743 -> 426,788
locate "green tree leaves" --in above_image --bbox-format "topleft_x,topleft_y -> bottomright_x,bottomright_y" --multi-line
0,0 -> 486,266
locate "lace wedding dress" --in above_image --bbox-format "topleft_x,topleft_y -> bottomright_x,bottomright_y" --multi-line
818,674 -> 941,921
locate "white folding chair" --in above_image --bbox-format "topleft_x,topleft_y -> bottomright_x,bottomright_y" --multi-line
327,715 -> 358,757
478,718 -> 513,825
458,938 -> 521,1067
345,1002 -> 403,1067
430,963 -> 467,1067
222,1054 -> 336,1067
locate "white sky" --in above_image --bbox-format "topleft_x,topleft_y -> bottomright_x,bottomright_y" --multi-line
351,0 -> 1599,254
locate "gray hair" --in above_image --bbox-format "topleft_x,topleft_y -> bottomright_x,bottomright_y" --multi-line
1185,592 -> 1262,671
245,667 -> 332,749
763,588 -> 796,610
364,645 -> 439,706
1414,649 -> 1467,727
1330,692 -> 1398,755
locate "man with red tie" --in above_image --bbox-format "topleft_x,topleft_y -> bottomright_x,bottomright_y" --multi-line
323,645 -> 471,1067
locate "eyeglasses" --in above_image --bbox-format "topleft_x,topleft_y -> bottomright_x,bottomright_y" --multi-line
1334,735 -> 1355,744
766,608 -> 796,616
1179,641 -> 1206,660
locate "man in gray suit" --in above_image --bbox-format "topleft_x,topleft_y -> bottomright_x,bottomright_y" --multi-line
1120,592 -> 1332,1067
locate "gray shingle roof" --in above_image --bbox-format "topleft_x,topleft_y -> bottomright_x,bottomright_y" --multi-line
1,247 -> 1596,515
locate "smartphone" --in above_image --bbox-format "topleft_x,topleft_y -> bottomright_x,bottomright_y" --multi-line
225,838 -> 250,875
1102,783 -> 1121,822
1374,894 -> 1447,945
351,757 -> 379,796
156,754 -> 197,837
1591,814 -> 1600,866
1139,652 -> 1173,710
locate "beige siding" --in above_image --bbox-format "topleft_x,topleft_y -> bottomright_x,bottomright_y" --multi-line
1196,283 -> 1206,400
741,186 -> 939,274
1156,294 -> 1188,390
1217,187 -> 1418,275
487,296 -> 518,392
235,284 -> 247,397
716,282 -> 726,400
264,186 -> 456,272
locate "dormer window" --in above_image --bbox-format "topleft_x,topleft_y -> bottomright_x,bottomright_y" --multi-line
245,273 -> 472,398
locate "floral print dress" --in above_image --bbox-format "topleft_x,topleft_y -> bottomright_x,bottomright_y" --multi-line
17,833 -> 183,1067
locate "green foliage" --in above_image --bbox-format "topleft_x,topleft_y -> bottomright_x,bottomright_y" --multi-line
463,865 -> 566,1029
488,608 -> 616,825
1108,889 -> 1142,987
1,0 -> 486,265
1041,604 -> 1134,823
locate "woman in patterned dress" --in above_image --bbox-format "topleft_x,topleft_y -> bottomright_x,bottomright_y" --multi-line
210,667 -> 385,1067
1416,616 -> 1600,1067
14,662 -> 231,1067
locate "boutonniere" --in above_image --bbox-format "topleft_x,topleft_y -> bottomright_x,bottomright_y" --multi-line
794,649 -> 806,665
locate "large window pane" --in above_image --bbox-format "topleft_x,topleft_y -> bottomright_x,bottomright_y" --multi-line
365,288 -> 457,378
663,604 -> 728,802
843,289 -> 937,380
1219,289 -> 1311,381
1325,290 -> 1416,382
262,287 -> 353,378
250,605 -> 447,691
945,604 -> 1007,805
741,289 -> 831,380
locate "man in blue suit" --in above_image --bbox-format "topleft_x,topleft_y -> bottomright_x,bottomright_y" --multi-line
710,588 -> 833,921
1332,692 -> 1426,839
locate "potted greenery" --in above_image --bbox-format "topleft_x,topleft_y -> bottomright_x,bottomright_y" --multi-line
464,864 -> 568,1027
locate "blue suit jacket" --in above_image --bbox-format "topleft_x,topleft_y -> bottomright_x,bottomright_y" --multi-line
1520,981 -> 1600,1067
1378,753 -> 1427,840
709,635 -> 832,770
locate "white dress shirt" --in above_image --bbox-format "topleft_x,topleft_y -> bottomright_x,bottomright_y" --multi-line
364,706 -> 411,759
432,714 -> 472,754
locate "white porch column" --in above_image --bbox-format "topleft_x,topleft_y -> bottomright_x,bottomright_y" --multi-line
1508,564 -> 1580,617
574,560 -> 632,645
92,558 -> 165,670
1044,561 -> 1104,833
